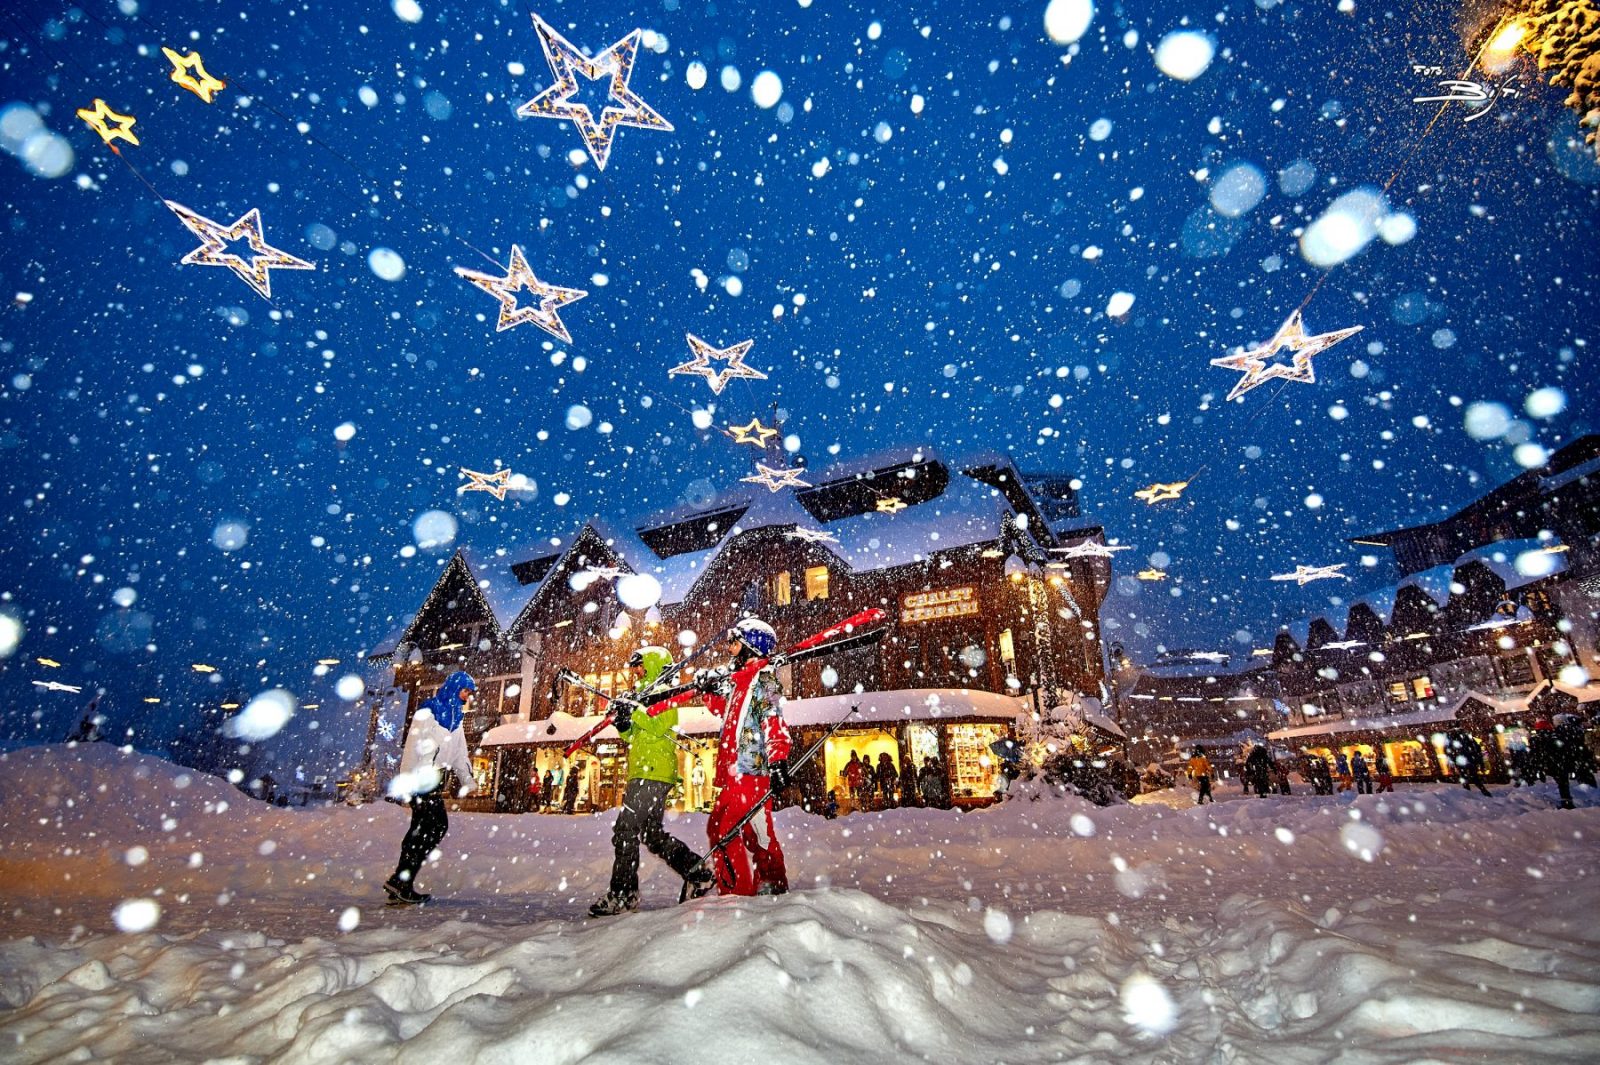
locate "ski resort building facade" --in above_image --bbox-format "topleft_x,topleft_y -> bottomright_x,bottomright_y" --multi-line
1263,435 -> 1600,782
367,447 -> 1117,813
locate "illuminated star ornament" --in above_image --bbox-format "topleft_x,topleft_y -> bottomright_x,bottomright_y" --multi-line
729,417 -> 779,447
786,526 -> 839,545
1270,563 -> 1351,586
1210,309 -> 1364,403
875,497 -> 908,514
1136,568 -> 1169,582
1134,481 -> 1189,505
454,245 -> 588,341
460,467 -> 514,500
517,13 -> 674,171
1050,540 -> 1133,560
32,680 -> 84,694
76,99 -> 139,149
741,463 -> 811,493
162,46 -> 227,103
165,201 -> 316,300
670,333 -> 768,394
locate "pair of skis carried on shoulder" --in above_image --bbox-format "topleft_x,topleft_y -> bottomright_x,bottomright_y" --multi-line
558,607 -> 887,757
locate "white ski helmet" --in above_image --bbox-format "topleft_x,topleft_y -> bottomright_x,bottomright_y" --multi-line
729,617 -> 777,657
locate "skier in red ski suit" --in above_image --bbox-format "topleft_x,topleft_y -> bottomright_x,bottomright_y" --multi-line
700,618 -> 792,896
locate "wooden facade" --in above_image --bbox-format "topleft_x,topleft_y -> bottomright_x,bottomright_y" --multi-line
368,449 -> 1116,812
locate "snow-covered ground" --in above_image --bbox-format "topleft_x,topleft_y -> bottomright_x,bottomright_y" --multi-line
3,744 -> 1599,1063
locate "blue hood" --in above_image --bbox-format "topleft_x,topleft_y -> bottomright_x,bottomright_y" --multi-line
423,671 -> 477,732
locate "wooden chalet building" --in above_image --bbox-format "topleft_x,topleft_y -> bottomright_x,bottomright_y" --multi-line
367,447 -> 1116,813
1264,435 -> 1600,781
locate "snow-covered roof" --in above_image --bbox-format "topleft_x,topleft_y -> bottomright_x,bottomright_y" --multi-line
367,620 -> 412,659
780,687 -> 1026,728
1268,704 -> 1460,740
820,469 -> 1013,570
457,546 -> 534,631
1457,539 -> 1569,590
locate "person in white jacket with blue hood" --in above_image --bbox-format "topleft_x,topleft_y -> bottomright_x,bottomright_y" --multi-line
385,671 -> 478,904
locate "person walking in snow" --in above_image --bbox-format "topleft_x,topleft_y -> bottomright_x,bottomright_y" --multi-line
1244,744 -> 1273,798
1529,718 -> 1572,808
1273,759 -> 1292,796
1187,746 -> 1214,804
692,618 -> 793,896
689,759 -> 708,811
876,752 -> 899,808
1446,730 -> 1492,796
1334,751 -> 1353,793
1555,715 -> 1596,788
541,768 -> 555,811
843,750 -> 867,812
385,671 -> 478,905
900,757 -> 922,807
1373,748 -> 1394,793
562,761 -> 584,813
1351,750 -> 1373,795
588,646 -> 714,917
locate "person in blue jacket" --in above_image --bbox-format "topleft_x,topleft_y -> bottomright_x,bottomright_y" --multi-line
385,671 -> 478,904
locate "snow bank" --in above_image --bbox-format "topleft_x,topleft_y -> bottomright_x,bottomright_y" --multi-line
2,745 -> 1600,1062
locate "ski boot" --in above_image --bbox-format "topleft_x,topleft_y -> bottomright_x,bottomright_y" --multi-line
679,862 -> 716,903
587,891 -> 639,918
384,875 -> 431,906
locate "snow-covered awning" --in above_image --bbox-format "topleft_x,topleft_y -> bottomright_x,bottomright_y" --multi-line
479,707 -> 724,748
780,687 -> 1025,728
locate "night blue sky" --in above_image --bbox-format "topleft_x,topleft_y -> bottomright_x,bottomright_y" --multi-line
1,0 -> 1596,766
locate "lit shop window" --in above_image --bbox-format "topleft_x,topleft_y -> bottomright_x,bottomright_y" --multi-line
1412,676 -> 1435,700
805,566 -> 830,600
1387,681 -> 1409,704
768,571 -> 792,605
998,628 -> 1016,667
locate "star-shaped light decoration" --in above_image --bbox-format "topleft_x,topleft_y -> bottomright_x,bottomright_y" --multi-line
729,417 -> 779,447
741,463 -> 811,493
1210,309 -> 1364,403
1136,568 -> 1168,581
786,526 -> 840,545
36,657 -> 62,668
460,467 -> 513,500
1323,639 -> 1366,651
875,497 -> 908,514
162,46 -> 227,103
1269,563 -> 1351,586
1134,480 -> 1189,505
165,201 -> 316,300
1050,540 -> 1134,561
454,245 -> 588,341
516,13 -> 674,171
670,333 -> 768,395
76,99 -> 139,149
32,680 -> 84,694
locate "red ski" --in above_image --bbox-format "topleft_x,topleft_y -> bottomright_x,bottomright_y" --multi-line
560,608 -> 888,756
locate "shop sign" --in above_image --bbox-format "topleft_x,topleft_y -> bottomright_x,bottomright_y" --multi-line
900,586 -> 979,624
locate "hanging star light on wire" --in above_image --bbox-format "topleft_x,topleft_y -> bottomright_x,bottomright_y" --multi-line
1270,563 -> 1351,586
165,201 -> 315,300
670,333 -> 768,394
1050,540 -> 1133,560
786,526 -> 840,545
1210,309 -> 1364,402
729,417 -> 779,447
454,245 -> 588,340
32,680 -> 84,694
875,497 -> 908,514
1134,480 -> 1189,505
162,47 -> 227,103
741,463 -> 811,493
460,467 -> 514,500
516,13 -> 674,171
76,99 -> 139,148
1136,568 -> 1169,582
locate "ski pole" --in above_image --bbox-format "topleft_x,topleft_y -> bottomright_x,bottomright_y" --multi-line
706,704 -> 860,858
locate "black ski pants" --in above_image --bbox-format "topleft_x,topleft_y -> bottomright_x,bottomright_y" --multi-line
395,791 -> 449,884
608,778 -> 703,897
1195,775 -> 1213,803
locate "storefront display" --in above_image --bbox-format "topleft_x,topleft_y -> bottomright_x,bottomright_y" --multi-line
1385,740 -> 1434,777
947,722 -> 1006,800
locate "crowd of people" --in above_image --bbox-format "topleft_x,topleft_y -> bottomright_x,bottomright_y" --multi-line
1183,721 -> 1596,810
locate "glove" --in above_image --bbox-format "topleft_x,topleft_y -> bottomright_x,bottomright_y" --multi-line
693,667 -> 731,693
767,760 -> 790,791
611,699 -> 636,732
